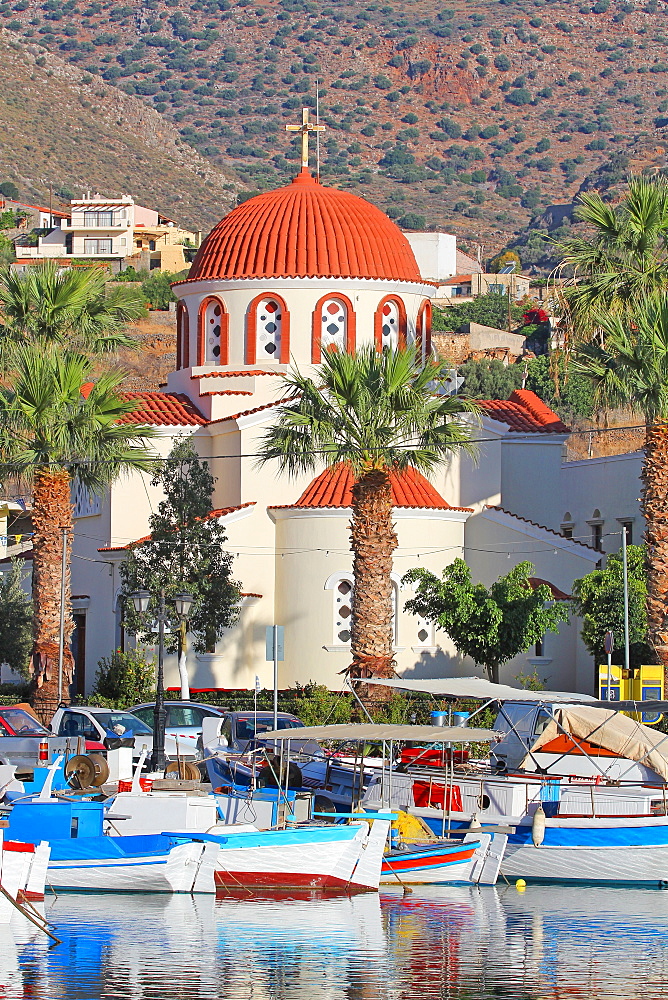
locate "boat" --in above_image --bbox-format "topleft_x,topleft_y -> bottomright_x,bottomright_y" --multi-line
360,676 -> 668,886
0,830 -> 50,921
258,722 -> 508,887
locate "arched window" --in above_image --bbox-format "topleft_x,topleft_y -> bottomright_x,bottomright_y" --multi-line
415,300 -> 432,361
374,296 -> 407,352
325,573 -> 400,647
176,301 -> 189,370
246,294 -> 290,365
198,296 -> 228,366
312,294 -> 356,363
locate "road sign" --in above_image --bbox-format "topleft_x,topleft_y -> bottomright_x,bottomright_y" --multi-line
604,631 -> 614,655
266,625 -> 284,662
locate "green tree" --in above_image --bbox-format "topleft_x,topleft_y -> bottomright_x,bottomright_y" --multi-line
571,545 -> 650,669
0,346 -> 156,714
404,558 -> 568,683
433,293 -> 525,333
0,559 -> 32,678
524,354 -> 595,419
490,250 -> 521,273
458,358 -> 523,399
0,261 -> 147,359
138,270 -> 178,310
555,174 -> 668,339
258,346 -> 476,679
92,648 -> 156,707
120,439 -> 242,696
572,296 -> 668,668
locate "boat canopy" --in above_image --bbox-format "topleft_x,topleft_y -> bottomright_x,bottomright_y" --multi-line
259,723 -> 500,743
363,677 -> 598,703
524,705 -> 668,781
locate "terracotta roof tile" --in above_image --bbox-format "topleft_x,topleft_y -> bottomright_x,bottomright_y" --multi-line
98,503 -> 255,551
484,506 -> 596,550
191,370 -> 284,380
118,392 -> 207,426
178,169 -> 423,285
210,396 -> 294,424
478,390 -> 569,434
270,465 -> 473,511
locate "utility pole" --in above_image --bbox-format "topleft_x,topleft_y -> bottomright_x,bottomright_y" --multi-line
622,525 -> 630,676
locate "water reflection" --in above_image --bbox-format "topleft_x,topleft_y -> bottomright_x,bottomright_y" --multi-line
4,885 -> 668,999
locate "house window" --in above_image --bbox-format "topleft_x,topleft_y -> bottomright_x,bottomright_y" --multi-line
619,520 -> 633,545
202,298 -> 225,363
380,299 -> 399,350
592,524 -> 603,551
84,211 -> 113,227
561,511 -> 574,539
71,478 -> 101,518
535,637 -> 543,657
414,614 -> 433,647
256,298 -> 282,361
83,239 -> 112,255
415,301 -> 432,361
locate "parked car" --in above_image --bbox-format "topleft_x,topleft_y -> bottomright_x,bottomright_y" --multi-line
0,706 -> 74,769
129,701 -> 227,753
213,711 -> 315,755
49,706 -> 170,761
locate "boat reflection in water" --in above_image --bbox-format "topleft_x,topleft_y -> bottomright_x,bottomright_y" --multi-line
5,884 -> 668,999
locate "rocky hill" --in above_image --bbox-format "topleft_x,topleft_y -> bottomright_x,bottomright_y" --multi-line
1,0 -> 668,258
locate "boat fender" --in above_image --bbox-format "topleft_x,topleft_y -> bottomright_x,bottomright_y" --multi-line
531,803 -> 546,848
468,813 -> 482,831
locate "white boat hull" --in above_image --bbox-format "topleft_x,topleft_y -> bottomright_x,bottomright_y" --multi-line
502,840 -> 668,885
47,841 -> 216,894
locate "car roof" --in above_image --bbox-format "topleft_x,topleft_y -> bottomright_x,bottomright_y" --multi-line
129,701 -> 226,713
231,711 -> 299,719
65,706 -> 140,715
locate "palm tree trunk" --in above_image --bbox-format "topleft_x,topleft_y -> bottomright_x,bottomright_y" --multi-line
349,469 -> 397,680
641,420 -> 668,672
31,469 -> 74,720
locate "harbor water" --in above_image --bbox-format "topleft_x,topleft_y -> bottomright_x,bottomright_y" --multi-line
4,884 -> 668,999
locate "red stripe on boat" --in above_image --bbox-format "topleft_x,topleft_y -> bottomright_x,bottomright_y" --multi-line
214,871 -> 361,890
382,847 -> 476,873
3,841 -> 35,853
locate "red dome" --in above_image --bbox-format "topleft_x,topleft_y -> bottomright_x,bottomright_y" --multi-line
185,169 -> 423,284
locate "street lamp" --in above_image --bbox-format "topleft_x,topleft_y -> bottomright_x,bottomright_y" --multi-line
130,588 -> 194,773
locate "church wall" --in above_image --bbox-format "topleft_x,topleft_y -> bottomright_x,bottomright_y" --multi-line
271,507 -> 469,689
441,417 -> 506,512
464,510 -> 599,693
559,452 -> 643,554
499,438 -> 568,531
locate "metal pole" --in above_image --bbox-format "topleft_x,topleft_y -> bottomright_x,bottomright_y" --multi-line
622,525 -> 630,677
57,527 -> 68,705
273,624 -> 278,731
607,651 -> 612,701
150,589 -> 167,773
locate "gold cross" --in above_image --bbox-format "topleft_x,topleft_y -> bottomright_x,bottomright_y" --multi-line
285,107 -> 325,170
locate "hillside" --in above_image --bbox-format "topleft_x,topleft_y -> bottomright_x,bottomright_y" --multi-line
0,29 -> 240,229
1,0 -> 668,256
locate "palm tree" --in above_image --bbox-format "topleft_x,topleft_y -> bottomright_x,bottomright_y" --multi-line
0,345 -> 156,714
0,261 -> 147,361
572,294 -> 668,668
257,345 -> 476,679
555,174 -> 668,340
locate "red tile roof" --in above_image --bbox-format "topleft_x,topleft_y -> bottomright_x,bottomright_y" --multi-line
118,392 -> 207,426
528,577 -> 571,601
270,464 -> 473,511
191,370 -> 284,380
484,506 -> 596,550
210,397 -> 294,424
478,390 -> 569,434
179,168 -> 423,285
98,503 -> 255,551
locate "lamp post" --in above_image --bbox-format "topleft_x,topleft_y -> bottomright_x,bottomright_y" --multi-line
130,588 -> 194,773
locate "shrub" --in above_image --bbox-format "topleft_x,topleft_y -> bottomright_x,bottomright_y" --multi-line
398,212 -> 426,229
494,54 -> 511,71
0,181 -> 19,199
505,87 -> 532,106
91,648 -> 156,708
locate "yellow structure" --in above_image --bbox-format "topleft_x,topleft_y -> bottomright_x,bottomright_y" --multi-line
598,664 -> 664,724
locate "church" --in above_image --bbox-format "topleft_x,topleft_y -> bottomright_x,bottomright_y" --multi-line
70,121 -> 601,696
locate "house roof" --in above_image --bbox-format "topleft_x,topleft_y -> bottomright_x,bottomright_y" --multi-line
270,464 -> 473,511
97,503 -> 256,552
478,390 -> 569,434
190,370 -> 285,380
180,168 -> 423,285
117,392 -> 207,426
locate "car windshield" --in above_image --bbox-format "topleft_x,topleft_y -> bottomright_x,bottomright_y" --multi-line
93,712 -> 152,736
235,716 -> 304,741
0,709 -> 49,735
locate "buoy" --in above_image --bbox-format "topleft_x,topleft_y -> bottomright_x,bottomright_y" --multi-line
468,812 -> 482,831
516,878 -> 526,892
531,803 -> 546,847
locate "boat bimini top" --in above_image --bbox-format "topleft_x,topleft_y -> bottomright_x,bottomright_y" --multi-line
259,723 -> 499,743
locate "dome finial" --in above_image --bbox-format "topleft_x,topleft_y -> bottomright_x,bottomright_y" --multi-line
285,107 -> 326,171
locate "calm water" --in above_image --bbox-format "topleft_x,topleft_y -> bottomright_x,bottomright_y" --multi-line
4,884 -> 668,999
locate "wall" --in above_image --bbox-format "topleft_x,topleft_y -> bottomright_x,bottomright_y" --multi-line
559,452 -> 643,553
404,232 -> 457,282
500,437 -> 568,531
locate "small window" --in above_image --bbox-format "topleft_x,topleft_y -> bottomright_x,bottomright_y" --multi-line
334,578 -> 353,645
592,523 -> 603,551
534,710 -> 551,736
620,521 -> 633,545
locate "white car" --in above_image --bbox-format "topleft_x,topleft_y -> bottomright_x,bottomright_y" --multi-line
50,706 -> 197,761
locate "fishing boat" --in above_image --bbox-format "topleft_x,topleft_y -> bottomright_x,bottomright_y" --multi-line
0,830 -> 50,920
258,722 -> 507,887
361,677 -> 668,886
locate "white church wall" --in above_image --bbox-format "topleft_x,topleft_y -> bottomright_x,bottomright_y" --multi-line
499,437 -> 568,531
441,417 -> 506,512
559,452 -> 643,554
464,509 -> 599,693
